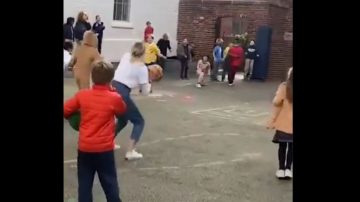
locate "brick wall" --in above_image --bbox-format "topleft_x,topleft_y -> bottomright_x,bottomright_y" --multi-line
177,0 -> 292,80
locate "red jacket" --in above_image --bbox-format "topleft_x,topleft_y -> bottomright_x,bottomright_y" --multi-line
144,26 -> 154,40
64,85 -> 127,152
228,46 -> 244,69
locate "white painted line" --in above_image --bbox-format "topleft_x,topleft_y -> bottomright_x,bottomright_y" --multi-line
64,159 -> 77,164
138,167 -> 159,171
161,166 -> 180,169
193,161 -> 226,167
64,133 -> 254,164
231,158 -> 245,162
190,106 -> 239,114
186,134 -> 205,138
148,93 -> 163,97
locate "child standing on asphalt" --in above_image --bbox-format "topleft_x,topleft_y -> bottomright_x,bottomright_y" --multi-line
267,67 -> 293,179
64,60 -> 127,202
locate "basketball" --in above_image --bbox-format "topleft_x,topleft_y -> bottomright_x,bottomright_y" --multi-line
148,64 -> 163,81
68,111 -> 81,131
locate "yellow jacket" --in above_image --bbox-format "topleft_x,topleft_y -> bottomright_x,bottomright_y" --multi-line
145,42 -> 160,64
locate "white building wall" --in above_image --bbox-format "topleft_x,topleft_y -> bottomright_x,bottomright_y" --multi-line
64,0 -> 179,62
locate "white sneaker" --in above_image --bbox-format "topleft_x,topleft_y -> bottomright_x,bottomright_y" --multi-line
276,170 -> 285,179
285,169 -> 293,178
196,83 -> 202,88
125,150 -> 143,160
228,83 -> 234,86
114,144 -> 121,150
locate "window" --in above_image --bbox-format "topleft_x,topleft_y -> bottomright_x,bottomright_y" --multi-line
233,16 -> 248,35
113,0 -> 130,22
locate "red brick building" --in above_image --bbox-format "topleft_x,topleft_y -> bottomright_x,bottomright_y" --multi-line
177,0 -> 293,80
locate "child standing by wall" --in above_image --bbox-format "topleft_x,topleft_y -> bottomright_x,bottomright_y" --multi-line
196,56 -> 211,88
221,43 -> 233,82
64,61 -> 127,202
227,40 -> 244,86
211,38 -> 223,81
267,67 -> 293,179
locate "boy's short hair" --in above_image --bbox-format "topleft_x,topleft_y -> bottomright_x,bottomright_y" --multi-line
91,60 -> 115,85
64,41 -> 73,51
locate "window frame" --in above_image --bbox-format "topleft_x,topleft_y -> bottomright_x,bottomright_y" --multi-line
112,0 -> 133,29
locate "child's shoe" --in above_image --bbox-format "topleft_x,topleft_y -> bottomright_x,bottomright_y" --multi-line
276,170 -> 285,179
284,169 -> 292,179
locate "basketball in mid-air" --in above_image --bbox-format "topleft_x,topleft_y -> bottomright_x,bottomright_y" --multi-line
148,64 -> 163,81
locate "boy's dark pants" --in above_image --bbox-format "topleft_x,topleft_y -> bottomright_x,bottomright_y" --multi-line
78,150 -> 122,202
97,36 -> 103,54
221,57 -> 230,81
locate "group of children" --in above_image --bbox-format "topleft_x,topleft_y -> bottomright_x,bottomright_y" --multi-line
195,36 -> 260,88
64,19 -> 293,200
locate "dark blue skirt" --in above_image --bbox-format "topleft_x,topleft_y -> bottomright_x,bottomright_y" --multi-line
272,130 -> 293,143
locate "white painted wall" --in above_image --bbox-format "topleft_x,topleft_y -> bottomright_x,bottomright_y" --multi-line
64,0 -> 179,62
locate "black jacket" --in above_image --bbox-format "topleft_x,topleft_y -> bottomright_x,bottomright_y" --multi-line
92,22 -> 105,38
63,24 -> 74,41
74,21 -> 91,41
245,45 -> 259,60
157,39 -> 171,56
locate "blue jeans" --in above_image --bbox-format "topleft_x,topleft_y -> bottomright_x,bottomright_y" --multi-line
78,150 -> 122,202
112,81 -> 145,143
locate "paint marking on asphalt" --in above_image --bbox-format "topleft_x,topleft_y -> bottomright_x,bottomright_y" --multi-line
67,152 -> 262,172
64,133 -> 249,164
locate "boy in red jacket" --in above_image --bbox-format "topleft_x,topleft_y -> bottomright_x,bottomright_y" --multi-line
228,41 -> 244,86
64,60 -> 127,202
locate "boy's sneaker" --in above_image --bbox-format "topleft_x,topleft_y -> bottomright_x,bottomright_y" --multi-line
125,150 -> 143,160
196,83 -> 202,88
284,169 -> 293,179
276,170 -> 285,179
114,144 -> 121,150
228,83 -> 234,86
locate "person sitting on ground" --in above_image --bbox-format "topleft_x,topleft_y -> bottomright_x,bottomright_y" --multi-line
196,55 -> 211,88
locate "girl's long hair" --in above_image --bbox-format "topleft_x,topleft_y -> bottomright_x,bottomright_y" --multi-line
76,11 -> 86,23
286,68 -> 293,103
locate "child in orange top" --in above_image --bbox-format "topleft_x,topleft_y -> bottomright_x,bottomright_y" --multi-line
64,61 -> 126,202
267,67 -> 293,179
